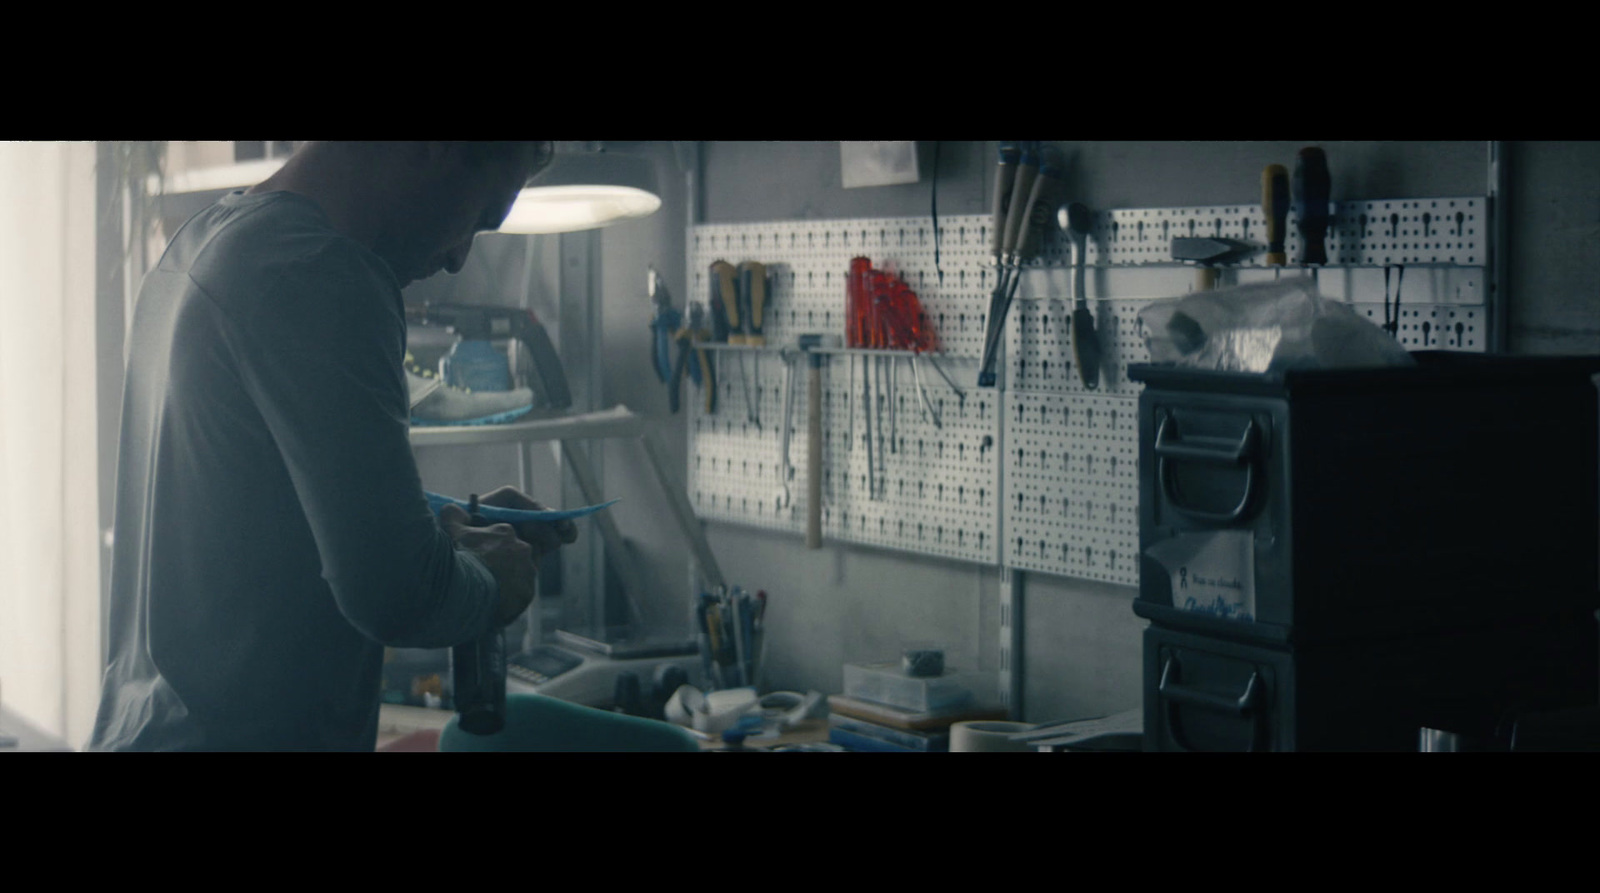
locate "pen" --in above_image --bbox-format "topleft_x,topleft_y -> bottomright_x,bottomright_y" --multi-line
732,591 -> 750,688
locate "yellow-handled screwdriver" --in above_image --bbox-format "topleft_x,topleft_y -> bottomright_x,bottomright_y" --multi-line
1263,164 -> 1290,267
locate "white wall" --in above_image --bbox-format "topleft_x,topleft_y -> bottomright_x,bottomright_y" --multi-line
0,141 -> 102,743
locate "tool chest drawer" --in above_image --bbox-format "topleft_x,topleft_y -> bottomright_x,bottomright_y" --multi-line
1145,614 -> 1599,752
1130,352 -> 1600,645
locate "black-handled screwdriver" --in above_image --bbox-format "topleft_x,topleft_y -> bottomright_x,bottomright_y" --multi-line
1293,148 -> 1331,265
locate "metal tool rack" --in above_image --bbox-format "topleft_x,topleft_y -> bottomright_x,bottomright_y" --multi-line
687,196 -> 1494,713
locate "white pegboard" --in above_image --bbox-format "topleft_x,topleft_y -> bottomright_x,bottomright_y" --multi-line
692,217 -> 997,359
818,353 -> 1000,563
690,217 -> 1002,564
688,349 -> 803,532
686,346 -> 999,563
689,201 -> 1492,580
1031,198 -> 1489,268
1003,391 -> 1140,584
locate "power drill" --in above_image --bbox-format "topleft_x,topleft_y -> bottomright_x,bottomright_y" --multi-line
404,302 -> 573,409
451,494 -> 509,735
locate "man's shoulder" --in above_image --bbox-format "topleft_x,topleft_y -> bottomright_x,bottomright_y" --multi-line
180,192 -> 398,308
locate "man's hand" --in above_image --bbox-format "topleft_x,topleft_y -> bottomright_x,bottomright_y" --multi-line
438,503 -> 537,627
477,485 -> 580,562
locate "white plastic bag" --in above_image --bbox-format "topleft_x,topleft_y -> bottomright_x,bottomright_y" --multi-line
1137,277 -> 1415,373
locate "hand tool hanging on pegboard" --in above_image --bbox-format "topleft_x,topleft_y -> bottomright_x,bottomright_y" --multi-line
1060,202 -> 1098,389
978,141 -> 1036,387
670,301 -> 715,414
1263,164 -> 1290,271
1293,147 -> 1332,266
737,261 -> 768,429
648,266 -> 681,385
710,259 -> 759,428
980,142 -> 1066,387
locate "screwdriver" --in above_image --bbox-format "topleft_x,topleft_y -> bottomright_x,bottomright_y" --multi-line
738,261 -> 768,346
1293,148 -> 1331,265
708,260 -> 736,342
717,261 -> 745,345
1263,164 -> 1290,267
714,260 -> 758,427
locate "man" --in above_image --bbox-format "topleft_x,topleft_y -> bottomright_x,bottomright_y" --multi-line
89,141 -> 571,751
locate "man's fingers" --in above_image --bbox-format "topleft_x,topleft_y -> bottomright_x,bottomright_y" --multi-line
513,520 -> 581,555
474,487 -> 580,545
438,503 -> 470,535
480,485 -> 538,511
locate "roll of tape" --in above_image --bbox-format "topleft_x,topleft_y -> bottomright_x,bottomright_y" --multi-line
950,721 -> 1036,753
758,691 -> 805,714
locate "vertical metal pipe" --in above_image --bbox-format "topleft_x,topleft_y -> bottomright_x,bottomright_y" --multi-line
999,567 -> 1024,720
1488,141 -> 1510,353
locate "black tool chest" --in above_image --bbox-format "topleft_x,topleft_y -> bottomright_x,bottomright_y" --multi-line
1129,352 -> 1600,751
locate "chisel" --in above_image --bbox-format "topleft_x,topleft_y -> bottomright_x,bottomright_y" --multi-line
1009,144 -> 1068,300
1293,148 -> 1331,265
1001,142 -> 1041,276
979,142 -> 1047,387
989,142 -> 1022,297
1263,164 -> 1290,267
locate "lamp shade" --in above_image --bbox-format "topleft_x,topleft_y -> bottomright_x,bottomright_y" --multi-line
497,150 -> 662,234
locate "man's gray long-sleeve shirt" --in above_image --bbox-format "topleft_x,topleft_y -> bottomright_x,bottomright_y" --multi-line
88,190 -> 499,751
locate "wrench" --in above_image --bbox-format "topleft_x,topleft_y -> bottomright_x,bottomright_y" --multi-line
777,352 -> 796,508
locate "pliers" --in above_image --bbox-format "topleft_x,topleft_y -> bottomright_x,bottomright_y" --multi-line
648,267 -> 682,384
670,301 -> 716,414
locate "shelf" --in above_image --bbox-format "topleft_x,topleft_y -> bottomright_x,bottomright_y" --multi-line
693,342 -> 954,360
408,406 -> 647,447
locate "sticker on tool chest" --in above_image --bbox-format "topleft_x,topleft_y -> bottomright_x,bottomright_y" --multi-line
1145,530 -> 1255,622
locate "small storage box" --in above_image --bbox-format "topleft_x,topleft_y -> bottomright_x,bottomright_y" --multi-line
1130,352 -> 1600,645
843,662 -> 984,713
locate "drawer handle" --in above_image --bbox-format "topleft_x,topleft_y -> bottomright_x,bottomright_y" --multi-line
1155,413 -> 1261,524
1159,657 -> 1265,752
